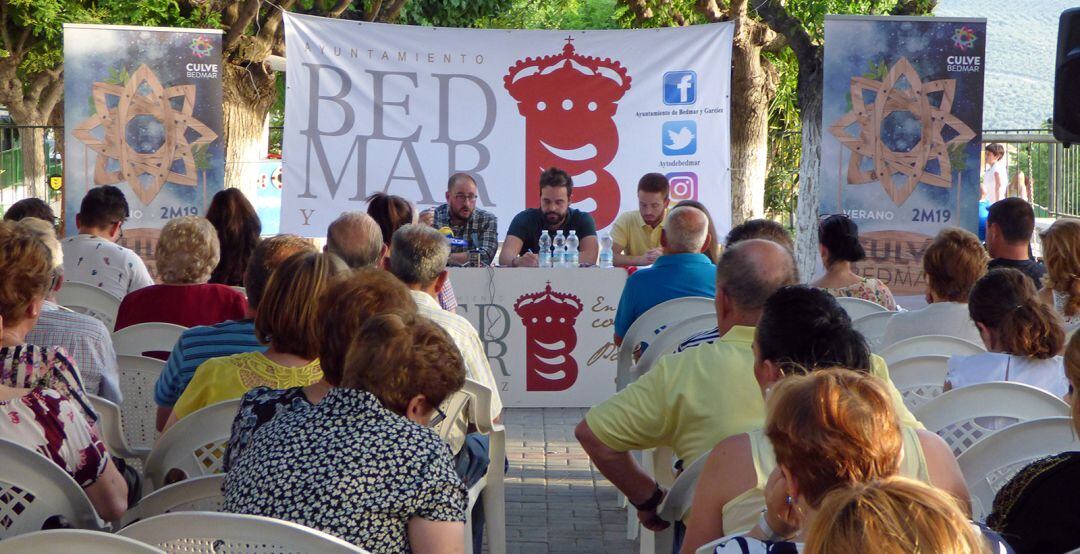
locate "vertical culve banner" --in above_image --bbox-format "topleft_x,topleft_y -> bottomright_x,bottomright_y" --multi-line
821,15 -> 986,299
280,13 -> 733,238
63,24 -> 225,270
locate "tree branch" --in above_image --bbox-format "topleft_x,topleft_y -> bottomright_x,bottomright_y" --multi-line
39,67 -> 64,119
25,65 -> 60,105
378,0 -> 407,21
258,0 -> 297,45
365,0 -> 384,21
694,0 -> 725,22
223,0 -> 261,53
327,0 -> 351,18
752,0 -> 815,64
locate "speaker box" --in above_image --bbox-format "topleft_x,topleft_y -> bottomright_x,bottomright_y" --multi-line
1054,7 -> 1080,146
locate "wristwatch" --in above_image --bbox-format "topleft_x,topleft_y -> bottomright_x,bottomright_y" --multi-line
631,483 -> 665,512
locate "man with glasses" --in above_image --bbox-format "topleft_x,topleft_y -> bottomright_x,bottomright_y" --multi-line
61,185 -> 152,301
419,172 -> 498,266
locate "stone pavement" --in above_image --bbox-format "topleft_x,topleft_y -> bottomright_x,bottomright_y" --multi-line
499,407 -> 639,553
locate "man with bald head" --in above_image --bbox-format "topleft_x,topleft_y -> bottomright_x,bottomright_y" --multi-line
325,212 -> 385,269
576,239 -> 799,532
613,206 -> 715,345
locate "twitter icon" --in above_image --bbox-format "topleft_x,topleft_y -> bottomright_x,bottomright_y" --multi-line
662,120 -> 697,156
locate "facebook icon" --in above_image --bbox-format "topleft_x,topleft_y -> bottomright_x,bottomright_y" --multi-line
663,71 -> 697,105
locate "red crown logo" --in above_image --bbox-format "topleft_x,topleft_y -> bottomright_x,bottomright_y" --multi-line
504,40 -> 632,106
513,282 -> 584,324
514,282 -> 585,392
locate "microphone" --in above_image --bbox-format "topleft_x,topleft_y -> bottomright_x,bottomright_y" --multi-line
438,226 -> 469,248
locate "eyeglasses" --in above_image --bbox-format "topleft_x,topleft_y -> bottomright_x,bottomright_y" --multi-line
453,194 -> 478,202
428,405 -> 448,428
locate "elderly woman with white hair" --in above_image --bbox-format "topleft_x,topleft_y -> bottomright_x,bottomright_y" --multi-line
114,216 -> 248,331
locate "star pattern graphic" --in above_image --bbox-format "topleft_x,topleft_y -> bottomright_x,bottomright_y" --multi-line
72,64 -> 218,206
828,57 -> 976,206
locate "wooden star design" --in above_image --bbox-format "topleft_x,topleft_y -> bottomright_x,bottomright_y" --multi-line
72,64 -> 218,206
828,57 -> 975,206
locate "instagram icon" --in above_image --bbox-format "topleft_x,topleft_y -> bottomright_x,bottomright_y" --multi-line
666,172 -> 698,201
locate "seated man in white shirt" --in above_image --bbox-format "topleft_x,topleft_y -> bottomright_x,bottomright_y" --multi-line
61,185 -> 153,301
881,228 -> 987,349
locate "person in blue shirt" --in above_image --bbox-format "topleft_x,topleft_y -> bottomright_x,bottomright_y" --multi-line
613,206 -> 717,345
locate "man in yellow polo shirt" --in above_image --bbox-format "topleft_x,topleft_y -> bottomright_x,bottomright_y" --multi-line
575,239 -> 799,531
611,173 -> 670,267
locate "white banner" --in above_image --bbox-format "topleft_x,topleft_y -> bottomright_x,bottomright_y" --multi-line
281,13 -> 733,238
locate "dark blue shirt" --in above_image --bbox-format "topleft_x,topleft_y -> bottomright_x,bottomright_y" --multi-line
506,208 -> 597,256
614,253 -> 717,339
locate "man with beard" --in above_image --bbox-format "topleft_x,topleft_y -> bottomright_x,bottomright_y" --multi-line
500,167 -> 599,267
420,173 -> 498,266
611,173 -> 670,267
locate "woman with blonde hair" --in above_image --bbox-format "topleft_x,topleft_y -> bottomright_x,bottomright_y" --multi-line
1038,218 -> 1080,329
114,216 -> 248,331
806,477 -> 989,554
165,251 -> 347,428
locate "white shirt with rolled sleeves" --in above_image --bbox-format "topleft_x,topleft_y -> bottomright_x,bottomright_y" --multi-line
410,290 -> 504,454
61,234 -> 153,301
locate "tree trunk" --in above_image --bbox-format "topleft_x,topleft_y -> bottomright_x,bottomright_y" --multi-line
18,125 -> 47,199
793,53 -> 823,282
222,62 -> 276,199
729,37 -> 773,225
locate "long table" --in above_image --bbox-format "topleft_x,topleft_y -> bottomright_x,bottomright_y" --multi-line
447,267 -> 628,408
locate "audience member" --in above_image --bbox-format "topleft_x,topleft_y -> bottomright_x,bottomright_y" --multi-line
881,228 -> 987,348
811,214 -> 897,310
326,212 -> 385,269
205,188 -> 261,287
367,192 -> 458,312
682,287 -> 962,551
987,331 -> 1080,553
613,206 -> 715,345
500,167 -> 598,267
611,173 -> 670,267
19,218 -> 121,402
986,197 -> 1045,287
419,173 -> 498,266
153,234 -> 315,430
674,200 -> 721,263
806,478 -> 992,554
223,268 -> 416,471
166,251 -> 347,428
61,185 -> 152,300
3,197 -> 55,224
576,239 -> 797,532
1038,218 -> 1080,328
946,267 -> 1066,398
980,143 -> 1007,239
224,312 -> 467,552
114,216 -> 248,331
0,221 -> 97,423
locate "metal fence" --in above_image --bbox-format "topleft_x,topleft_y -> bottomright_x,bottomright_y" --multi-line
984,129 -> 1080,218
0,125 -> 63,217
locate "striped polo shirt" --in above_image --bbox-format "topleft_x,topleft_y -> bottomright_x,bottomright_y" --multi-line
154,319 -> 266,407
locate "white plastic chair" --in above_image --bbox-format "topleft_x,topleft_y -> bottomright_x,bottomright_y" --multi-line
879,334 -> 985,366
630,313 -> 718,382
957,416 -> 1080,522
112,323 -> 187,358
0,438 -> 103,539
143,399 -> 241,493
886,355 -> 950,410
616,297 -> 714,390
835,296 -> 889,320
121,474 -> 225,527
88,394 -> 150,462
852,310 -> 896,351
55,281 -> 121,329
657,451 -> 709,524
0,529 -> 164,553
117,512 -> 368,553
913,381 -> 1071,457
116,354 -> 166,452
461,379 -> 506,554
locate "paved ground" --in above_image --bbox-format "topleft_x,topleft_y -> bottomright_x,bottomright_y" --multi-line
501,408 -> 639,553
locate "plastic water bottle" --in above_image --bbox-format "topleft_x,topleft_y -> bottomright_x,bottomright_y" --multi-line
553,230 -> 566,268
599,234 -> 614,268
567,230 -> 580,267
538,231 -> 552,267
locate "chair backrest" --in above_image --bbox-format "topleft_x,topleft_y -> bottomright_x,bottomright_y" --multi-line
852,311 -> 896,352
835,296 -> 889,320
0,529 -> 165,553
55,281 -> 121,329
879,334 -> 985,366
887,355 -> 951,411
657,451 -> 709,523
143,399 -> 242,492
0,438 -> 102,538
112,323 -> 187,358
630,313 -> 718,381
115,354 -> 167,452
121,475 -> 226,527
117,511 -> 369,553
913,381 -> 1071,457
88,394 -> 147,462
957,416 -> 1080,522
616,296 -> 715,390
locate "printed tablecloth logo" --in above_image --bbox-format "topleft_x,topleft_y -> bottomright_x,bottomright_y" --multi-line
513,282 -> 585,392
